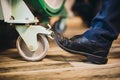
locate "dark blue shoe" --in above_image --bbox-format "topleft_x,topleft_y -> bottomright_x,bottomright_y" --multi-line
52,17 -> 114,64
54,33 -> 109,64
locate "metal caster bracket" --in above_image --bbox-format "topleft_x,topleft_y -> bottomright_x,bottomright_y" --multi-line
16,24 -> 53,51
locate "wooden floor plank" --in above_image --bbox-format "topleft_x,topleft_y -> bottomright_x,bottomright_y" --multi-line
0,18 -> 120,80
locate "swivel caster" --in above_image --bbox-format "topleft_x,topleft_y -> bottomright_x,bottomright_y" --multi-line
16,35 -> 49,61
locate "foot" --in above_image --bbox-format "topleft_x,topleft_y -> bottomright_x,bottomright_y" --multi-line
52,16 -> 116,64
55,33 -> 109,64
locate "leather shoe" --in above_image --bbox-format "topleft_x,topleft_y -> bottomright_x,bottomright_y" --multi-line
54,33 -> 108,64
52,19 -> 111,64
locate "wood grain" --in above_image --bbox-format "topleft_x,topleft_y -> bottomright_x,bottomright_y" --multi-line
0,17 -> 120,80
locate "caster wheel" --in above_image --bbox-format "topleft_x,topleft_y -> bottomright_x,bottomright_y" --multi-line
16,35 -> 49,61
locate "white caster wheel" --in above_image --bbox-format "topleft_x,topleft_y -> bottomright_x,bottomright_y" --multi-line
16,35 -> 49,61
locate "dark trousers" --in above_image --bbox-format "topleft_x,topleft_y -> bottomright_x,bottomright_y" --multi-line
83,0 -> 120,50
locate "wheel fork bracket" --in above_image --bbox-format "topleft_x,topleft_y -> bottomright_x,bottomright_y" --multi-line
16,25 -> 52,51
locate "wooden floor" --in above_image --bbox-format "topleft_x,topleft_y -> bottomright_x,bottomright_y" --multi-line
0,18 -> 120,80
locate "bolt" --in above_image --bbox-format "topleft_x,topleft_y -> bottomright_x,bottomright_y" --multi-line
28,45 -> 34,51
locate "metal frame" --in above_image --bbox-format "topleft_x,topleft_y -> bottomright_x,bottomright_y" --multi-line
0,0 -> 38,23
0,0 -> 65,52
0,0 -> 52,51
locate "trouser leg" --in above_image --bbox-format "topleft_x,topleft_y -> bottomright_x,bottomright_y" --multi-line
83,0 -> 120,48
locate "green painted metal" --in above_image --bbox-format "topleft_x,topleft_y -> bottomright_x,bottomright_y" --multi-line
24,0 -> 66,18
